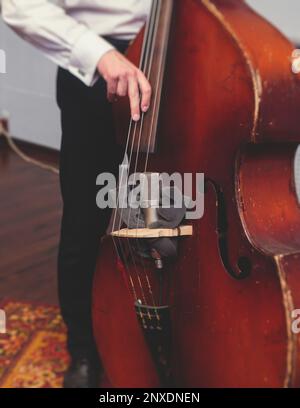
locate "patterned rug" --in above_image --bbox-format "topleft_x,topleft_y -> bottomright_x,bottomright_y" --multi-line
0,300 -> 70,388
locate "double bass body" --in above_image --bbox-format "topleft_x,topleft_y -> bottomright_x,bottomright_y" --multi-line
92,0 -> 300,387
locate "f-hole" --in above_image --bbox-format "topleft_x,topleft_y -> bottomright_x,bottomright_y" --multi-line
205,178 -> 251,280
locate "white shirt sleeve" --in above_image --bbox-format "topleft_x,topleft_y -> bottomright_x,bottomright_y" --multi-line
1,0 -> 115,86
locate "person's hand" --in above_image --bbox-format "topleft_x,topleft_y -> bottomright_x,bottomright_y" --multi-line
97,49 -> 152,121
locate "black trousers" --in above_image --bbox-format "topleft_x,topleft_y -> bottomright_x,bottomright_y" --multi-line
56,38 -> 129,359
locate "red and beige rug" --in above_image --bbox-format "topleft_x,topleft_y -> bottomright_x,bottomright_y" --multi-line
0,300 -> 70,388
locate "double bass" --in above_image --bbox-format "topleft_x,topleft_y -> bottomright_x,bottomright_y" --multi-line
92,0 -> 300,387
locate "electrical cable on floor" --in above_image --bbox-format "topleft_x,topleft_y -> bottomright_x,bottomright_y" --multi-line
0,122 -> 59,175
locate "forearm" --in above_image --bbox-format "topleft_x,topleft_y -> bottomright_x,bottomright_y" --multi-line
1,0 -> 114,86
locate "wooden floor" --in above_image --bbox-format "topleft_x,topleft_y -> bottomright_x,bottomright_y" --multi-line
0,139 -> 61,305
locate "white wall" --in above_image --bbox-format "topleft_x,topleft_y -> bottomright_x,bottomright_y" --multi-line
0,1 -> 300,150
0,19 -> 61,150
247,0 -> 300,44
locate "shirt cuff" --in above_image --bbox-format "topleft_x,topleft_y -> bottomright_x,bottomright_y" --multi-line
69,30 -> 115,87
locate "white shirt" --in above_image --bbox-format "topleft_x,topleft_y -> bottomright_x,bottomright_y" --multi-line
1,0 -> 152,86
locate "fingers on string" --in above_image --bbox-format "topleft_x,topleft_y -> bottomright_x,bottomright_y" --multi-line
137,71 -> 152,113
107,77 -> 118,102
128,75 -> 141,121
116,76 -> 128,97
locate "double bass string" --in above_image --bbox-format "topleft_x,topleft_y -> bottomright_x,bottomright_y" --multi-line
115,0 -> 157,234
110,0 -> 160,321
124,0 -> 163,320
112,0 -> 157,234
141,0 -> 172,316
122,120 -> 151,313
110,40 -> 146,316
112,0 -> 155,238
127,0 -> 161,315
125,0 -> 163,321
